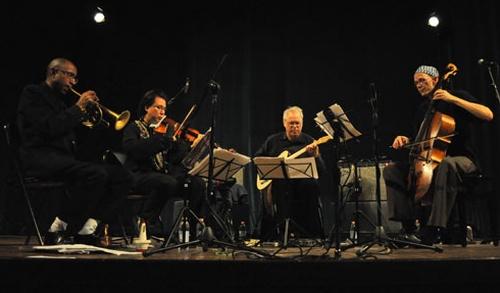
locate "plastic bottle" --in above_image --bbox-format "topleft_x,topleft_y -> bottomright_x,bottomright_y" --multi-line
196,218 -> 205,239
178,217 -> 190,243
238,221 -> 247,241
349,220 -> 357,241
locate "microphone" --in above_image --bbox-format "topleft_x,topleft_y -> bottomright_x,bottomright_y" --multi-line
478,58 -> 497,66
184,77 -> 190,94
168,77 -> 190,105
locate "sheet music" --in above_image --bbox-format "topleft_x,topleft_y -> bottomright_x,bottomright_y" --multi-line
181,128 -> 212,169
253,156 -> 318,179
188,148 -> 251,180
314,103 -> 362,142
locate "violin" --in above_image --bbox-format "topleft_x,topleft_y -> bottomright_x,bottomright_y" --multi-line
153,116 -> 201,143
408,63 -> 458,201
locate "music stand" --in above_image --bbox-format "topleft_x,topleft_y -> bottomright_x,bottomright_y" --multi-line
253,156 -> 319,250
315,103 -> 362,258
190,148 -> 252,240
143,148 -> 274,257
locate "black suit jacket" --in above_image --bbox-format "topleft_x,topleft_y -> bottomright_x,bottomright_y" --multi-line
17,83 -> 85,176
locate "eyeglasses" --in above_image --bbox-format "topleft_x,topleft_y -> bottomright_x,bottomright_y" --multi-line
55,68 -> 78,83
153,105 -> 166,111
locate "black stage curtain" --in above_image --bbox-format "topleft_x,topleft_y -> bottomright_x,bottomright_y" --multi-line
1,1 -> 499,236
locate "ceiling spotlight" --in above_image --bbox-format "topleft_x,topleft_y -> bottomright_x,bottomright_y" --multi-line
93,7 -> 105,24
427,12 -> 440,28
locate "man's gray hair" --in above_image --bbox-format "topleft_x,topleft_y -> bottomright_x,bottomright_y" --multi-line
283,106 -> 304,122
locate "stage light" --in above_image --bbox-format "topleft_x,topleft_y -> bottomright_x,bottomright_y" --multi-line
427,12 -> 440,28
93,7 -> 105,24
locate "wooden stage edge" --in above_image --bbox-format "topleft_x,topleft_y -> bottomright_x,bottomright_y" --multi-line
1,235 -> 500,291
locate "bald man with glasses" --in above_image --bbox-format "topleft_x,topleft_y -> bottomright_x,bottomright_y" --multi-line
17,57 -> 132,246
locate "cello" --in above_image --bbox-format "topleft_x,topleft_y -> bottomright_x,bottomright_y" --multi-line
408,63 -> 458,201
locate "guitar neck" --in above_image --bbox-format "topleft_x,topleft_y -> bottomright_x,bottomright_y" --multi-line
288,146 -> 308,159
284,135 -> 330,160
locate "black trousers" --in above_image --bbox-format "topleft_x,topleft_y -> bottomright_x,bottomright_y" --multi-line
24,153 -> 132,234
270,178 -> 323,238
131,170 -> 204,223
383,156 -> 477,230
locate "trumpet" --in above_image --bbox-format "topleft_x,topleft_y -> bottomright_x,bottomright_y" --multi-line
70,88 -> 131,131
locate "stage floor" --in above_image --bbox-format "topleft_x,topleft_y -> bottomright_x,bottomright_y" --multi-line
1,235 -> 500,291
1,235 -> 499,260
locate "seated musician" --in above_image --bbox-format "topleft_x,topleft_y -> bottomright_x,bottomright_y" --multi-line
384,65 -> 493,245
17,57 -> 132,246
122,89 -> 204,235
254,106 -> 326,239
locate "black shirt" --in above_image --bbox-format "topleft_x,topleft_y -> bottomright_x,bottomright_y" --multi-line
254,132 -> 326,175
122,120 -> 172,173
411,89 -> 480,168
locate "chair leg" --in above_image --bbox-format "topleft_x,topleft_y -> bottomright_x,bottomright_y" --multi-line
19,184 -> 44,246
457,196 -> 467,247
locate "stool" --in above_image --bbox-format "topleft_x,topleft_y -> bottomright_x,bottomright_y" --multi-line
456,172 -> 495,247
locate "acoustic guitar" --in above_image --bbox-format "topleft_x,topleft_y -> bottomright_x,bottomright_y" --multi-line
256,135 -> 331,190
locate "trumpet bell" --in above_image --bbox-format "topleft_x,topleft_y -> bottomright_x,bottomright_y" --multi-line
114,110 -> 131,131
70,88 -> 130,131
81,103 -> 130,130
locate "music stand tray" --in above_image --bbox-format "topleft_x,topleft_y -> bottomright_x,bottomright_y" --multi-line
253,156 -> 318,181
189,148 -> 251,182
253,156 -> 319,249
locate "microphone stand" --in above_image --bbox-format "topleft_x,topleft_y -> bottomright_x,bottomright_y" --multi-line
485,64 -> 500,104
204,80 -> 235,242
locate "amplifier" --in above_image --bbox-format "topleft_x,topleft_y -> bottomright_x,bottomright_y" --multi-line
322,200 -> 402,236
338,160 -> 391,201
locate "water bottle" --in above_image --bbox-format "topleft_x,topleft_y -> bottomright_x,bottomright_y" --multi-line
238,221 -> 247,241
196,218 -> 205,239
466,225 -> 473,242
349,220 -> 357,241
178,217 -> 190,243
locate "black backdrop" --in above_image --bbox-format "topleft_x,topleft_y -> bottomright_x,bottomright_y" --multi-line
1,0 -> 499,235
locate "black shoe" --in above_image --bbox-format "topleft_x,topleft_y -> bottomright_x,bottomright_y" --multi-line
402,233 -> 422,244
74,233 -> 101,246
420,226 -> 440,246
44,231 -> 72,245
441,226 -> 466,245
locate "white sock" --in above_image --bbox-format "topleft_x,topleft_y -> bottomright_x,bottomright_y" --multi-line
48,217 -> 68,233
78,218 -> 99,235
